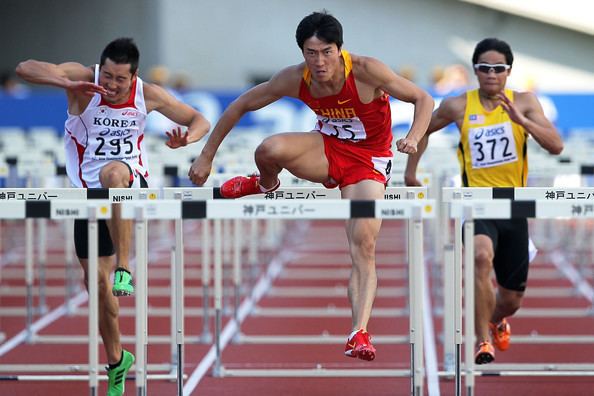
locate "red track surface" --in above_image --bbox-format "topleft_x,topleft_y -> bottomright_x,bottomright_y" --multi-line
1,219 -> 593,395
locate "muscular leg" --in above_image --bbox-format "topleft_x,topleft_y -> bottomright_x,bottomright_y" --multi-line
342,180 -> 385,331
254,132 -> 330,189
491,286 -> 523,323
99,161 -> 132,271
80,256 -> 122,364
474,235 -> 496,343
256,133 -> 383,330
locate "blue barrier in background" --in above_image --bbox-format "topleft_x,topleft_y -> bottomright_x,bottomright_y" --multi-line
1,90 -> 593,135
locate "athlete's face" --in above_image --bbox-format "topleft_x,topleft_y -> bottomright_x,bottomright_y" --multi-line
302,37 -> 341,83
99,58 -> 136,104
474,50 -> 510,96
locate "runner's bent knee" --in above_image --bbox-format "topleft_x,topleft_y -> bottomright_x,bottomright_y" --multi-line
99,161 -> 131,188
97,276 -> 110,296
475,247 -> 494,278
256,136 -> 287,163
498,289 -> 523,311
504,298 -> 522,313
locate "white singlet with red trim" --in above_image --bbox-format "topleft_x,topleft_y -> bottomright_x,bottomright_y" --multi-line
64,65 -> 149,188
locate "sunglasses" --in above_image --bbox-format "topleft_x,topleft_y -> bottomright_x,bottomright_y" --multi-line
474,63 -> 511,74
474,63 -> 510,74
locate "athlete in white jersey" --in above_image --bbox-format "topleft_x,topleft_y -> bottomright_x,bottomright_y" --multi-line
17,38 -> 210,396
64,64 -> 150,188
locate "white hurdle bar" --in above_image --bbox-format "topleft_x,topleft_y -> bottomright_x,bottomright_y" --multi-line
118,195 -> 434,396
443,187 -> 594,384
0,199 -> 111,396
0,187 -> 431,395
163,186 -> 430,392
0,188 -> 160,324
445,187 -> 594,396
0,188 -> 181,396
162,186 -> 428,344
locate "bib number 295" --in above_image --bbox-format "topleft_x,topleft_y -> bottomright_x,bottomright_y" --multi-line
95,136 -> 134,156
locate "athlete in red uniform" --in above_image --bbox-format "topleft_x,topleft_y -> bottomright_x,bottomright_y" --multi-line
189,12 -> 433,360
298,49 -> 394,189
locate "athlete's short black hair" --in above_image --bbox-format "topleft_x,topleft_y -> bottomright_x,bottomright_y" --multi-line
296,10 -> 343,50
472,38 -> 514,66
100,38 -> 139,74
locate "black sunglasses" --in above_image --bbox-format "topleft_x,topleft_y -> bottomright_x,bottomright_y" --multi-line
474,63 -> 510,74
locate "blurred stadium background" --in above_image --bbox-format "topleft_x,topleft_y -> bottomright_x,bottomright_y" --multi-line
1,0 -> 593,153
2,3 -> 594,395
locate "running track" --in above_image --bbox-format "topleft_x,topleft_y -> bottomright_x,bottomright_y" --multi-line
1,218 -> 593,395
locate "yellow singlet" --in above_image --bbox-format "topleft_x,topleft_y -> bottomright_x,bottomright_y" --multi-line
458,89 -> 528,187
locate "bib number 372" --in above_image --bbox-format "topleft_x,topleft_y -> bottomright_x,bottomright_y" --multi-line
469,122 -> 518,168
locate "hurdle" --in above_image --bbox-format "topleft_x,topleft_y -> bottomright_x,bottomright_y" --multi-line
0,186 -> 435,395
40,193 -> 432,395
0,198 -> 111,395
445,187 -> 594,396
0,188 -> 161,330
162,193 -> 435,396
0,188 -> 191,396
0,164 -> 84,315
0,186 -> 353,347
0,188 -> 92,338
163,186 -> 428,344
0,188 -> 219,395
0,189 -> 208,395
164,186 -> 427,396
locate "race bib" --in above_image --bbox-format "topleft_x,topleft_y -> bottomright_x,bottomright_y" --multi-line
315,115 -> 367,141
89,128 -> 140,162
468,122 -> 517,169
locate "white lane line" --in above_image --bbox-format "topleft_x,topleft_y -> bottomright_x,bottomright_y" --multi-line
0,238 -> 168,357
423,257 -> 440,396
183,249 -> 297,396
550,249 -> 594,303
0,250 -> 25,267
0,292 -> 87,356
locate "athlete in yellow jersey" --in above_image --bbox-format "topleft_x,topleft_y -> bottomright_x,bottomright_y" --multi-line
459,88 -> 529,187
405,38 -> 563,364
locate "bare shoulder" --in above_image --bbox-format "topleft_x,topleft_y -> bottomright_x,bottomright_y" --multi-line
266,63 -> 305,98
439,93 -> 466,117
512,90 -> 540,109
142,81 -> 179,111
350,53 -> 384,71
350,53 -> 390,84
142,81 -> 167,99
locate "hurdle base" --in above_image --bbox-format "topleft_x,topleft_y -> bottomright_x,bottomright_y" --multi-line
219,366 -> 411,377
